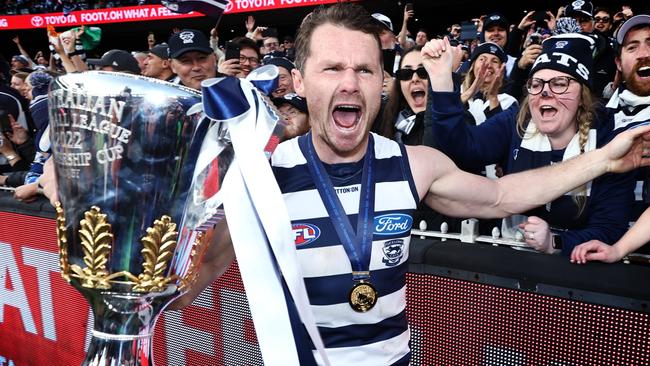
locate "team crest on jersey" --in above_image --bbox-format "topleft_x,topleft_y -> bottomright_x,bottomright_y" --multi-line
382,239 -> 404,266
292,223 -> 321,246
373,213 -> 413,235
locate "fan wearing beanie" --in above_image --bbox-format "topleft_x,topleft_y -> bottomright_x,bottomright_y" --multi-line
424,34 -> 636,256
461,42 -> 518,127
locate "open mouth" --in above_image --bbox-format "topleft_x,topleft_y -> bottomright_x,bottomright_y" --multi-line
540,105 -> 557,118
411,89 -> 426,105
637,66 -> 650,78
332,104 -> 361,129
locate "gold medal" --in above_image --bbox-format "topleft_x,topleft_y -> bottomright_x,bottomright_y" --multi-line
349,280 -> 378,312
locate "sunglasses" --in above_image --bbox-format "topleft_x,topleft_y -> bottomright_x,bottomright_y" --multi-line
395,67 -> 428,81
594,16 -> 611,23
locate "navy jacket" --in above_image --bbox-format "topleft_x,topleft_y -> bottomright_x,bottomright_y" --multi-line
427,91 -> 635,254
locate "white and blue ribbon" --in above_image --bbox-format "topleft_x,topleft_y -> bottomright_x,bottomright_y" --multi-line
196,66 -> 330,366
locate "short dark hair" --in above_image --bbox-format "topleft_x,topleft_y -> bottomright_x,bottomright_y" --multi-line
593,7 -> 613,18
231,36 -> 260,58
294,3 -> 382,72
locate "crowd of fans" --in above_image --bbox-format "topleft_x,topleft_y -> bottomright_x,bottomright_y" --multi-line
0,0 -> 649,262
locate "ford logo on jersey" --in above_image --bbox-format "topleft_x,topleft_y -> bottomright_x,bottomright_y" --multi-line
292,223 -> 321,246
373,213 -> 413,235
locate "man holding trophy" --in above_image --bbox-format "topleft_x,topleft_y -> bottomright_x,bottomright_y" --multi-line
45,3 -> 650,366
170,4 -> 650,366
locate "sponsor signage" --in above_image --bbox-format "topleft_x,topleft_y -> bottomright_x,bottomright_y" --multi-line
0,1 -> 343,30
0,212 -> 259,366
373,213 -> 413,235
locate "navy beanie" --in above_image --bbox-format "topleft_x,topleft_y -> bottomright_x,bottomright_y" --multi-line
529,33 -> 595,89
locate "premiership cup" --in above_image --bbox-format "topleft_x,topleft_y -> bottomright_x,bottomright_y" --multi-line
49,71 -> 226,366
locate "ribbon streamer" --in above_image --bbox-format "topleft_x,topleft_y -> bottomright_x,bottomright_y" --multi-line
192,66 -> 329,365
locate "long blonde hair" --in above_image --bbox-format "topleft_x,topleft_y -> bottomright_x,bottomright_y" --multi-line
515,87 -> 596,216
461,57 -> 504,99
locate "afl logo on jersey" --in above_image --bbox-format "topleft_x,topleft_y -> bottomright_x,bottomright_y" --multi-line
373,213 -> 413,235
292,223 -> 321,246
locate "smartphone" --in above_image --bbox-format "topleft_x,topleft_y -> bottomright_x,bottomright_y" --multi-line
261,27 -> 278,38
382,49 -> 396,76
405,3 -> 413,11
225,42 -> 240,61
459,21 -> 478,41
0,109 -> 11,134
529,33 -> 542,45
533,11 -> 549,28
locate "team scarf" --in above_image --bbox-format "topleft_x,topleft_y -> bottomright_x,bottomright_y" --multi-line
519,122 -> 596,197
606,86 -> 650,131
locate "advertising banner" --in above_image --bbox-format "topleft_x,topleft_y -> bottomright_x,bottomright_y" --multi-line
0,1 -> 342,30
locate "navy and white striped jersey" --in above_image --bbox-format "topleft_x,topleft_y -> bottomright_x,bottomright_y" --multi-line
272,133 -> 419,366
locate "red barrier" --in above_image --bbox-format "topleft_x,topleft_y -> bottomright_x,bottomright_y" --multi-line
0,212 -> 260,366
2,211 -> 650,365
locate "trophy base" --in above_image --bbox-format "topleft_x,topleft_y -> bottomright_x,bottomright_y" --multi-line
78,285 -> 178,366
84,333 -> 154,366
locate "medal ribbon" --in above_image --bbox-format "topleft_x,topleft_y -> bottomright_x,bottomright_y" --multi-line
298,132 -> 376,281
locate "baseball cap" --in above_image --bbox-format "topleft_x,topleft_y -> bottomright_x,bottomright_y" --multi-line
565,0 -> 594,19
371,13 -> 393,33
273,93 -> 307,114
263,56 -> 295,73
168,29 -> 213,59
616,14 -> 650,45
483,13 -> 509,32
149,43 -> 170,60
87,49 -> 141,74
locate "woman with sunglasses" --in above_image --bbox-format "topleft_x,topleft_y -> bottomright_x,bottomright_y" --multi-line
379,46 -> 428,145
379,46 -> 463,233
423,34 -> 636,256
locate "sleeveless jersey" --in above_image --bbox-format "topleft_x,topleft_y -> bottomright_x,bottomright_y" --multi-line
271,133 -> 419,366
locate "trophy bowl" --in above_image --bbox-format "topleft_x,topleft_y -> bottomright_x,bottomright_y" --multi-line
49,71 -> 222,366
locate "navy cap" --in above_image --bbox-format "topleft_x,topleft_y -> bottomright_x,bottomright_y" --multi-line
263,56 -> 295,73
87,49 -> 141,74
168,29 -> 213,59
565,0 -> 594,18
273,93 -> 307,114
149,43 -> 170,60
470,42 -> 507,64
483,13 -> 509,32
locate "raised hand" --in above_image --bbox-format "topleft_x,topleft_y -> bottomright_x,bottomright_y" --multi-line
403,6 -> 414,21
422,37 -> 457,92
518,11 -> 536,30
245,15 -> 256,33
517,44 -> 542,70
218,58 -> 242,77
